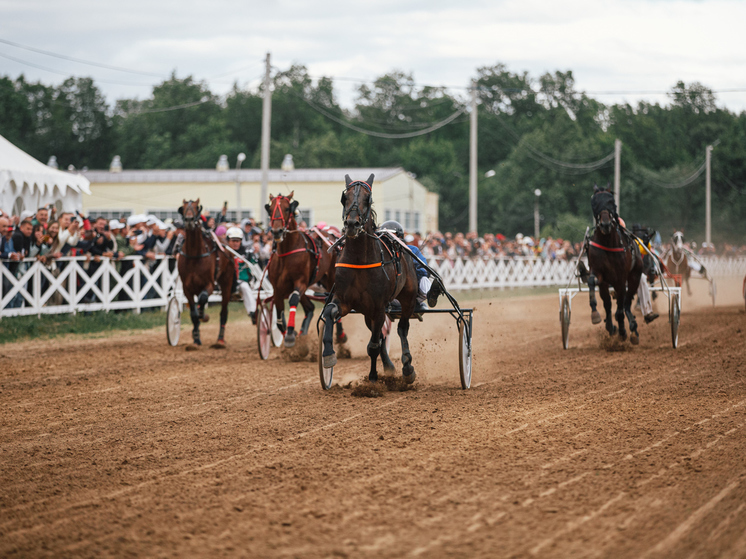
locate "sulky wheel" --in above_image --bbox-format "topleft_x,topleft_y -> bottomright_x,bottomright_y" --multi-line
318,319 -> 334,390
560,295 -> 571,350
670,292 -> 680,349
458,320 -> 472,390
710,279 -> 717,307
257,300 -> 273,360
166,296 -> 181,346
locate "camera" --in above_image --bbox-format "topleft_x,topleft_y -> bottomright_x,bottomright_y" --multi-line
104,224 -> 110,232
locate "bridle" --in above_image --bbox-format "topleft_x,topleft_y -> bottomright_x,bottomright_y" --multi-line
670,231 -> 686,266
590,210 -> 626,253
267,195 -> 295,242
342,181 -> 372,238
182,200 -> 201,231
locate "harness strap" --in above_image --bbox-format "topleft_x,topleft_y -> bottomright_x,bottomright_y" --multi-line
276,247 -> 307,258
335,262 -> 383,269
589,240 -> 625,253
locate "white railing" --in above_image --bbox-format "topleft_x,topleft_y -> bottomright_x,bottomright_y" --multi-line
0,255 -> 269,318
2,255 -> 745,317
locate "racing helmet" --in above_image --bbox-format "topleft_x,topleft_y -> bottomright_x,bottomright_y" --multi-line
226,226 -> 243,240
379,220 -> 404,239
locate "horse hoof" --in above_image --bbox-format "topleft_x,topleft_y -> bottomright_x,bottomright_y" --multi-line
403,370 -> 416,384
336,333 -> 348,344
211,341 -> 226,349
200,315 -> 210,323
323,353 -> 337,368
284,333 -> 296,348
368,373 -> 379,383
630,334 -> 639,345
591,311 -> 602,324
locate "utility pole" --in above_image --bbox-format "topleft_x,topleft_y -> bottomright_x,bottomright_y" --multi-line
260,52 -> 272,225
469,81 -> 478,234
705,144 -> 712,245
534,189 -> 542,239
614,138 -> 621,213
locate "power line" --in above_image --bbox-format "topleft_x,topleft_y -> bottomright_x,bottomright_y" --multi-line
0,51 -> 154,86
299,94 -> 467,139
0,37 -> 164,77
635,160 -> 707,189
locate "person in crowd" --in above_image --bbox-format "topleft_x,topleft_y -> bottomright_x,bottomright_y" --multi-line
226,227 -> 257,323
32,206 -> 51,231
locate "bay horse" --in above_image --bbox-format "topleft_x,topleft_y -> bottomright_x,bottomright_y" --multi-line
320,174 -> 419,383
666,231 -> 691,294
177,199 -> 235,348
265,191 -> 345,348
587,186 -> 644,344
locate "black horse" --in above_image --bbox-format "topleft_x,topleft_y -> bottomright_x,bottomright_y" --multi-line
587,186 -> 644,344
320,174 -> 419,383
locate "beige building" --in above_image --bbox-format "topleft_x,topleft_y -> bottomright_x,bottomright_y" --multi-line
82,167 -> 438,233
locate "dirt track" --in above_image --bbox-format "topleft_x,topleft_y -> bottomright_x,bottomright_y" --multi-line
1,278 -> 745,558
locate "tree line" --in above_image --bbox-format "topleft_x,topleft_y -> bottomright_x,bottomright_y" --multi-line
1,65 -> 744,242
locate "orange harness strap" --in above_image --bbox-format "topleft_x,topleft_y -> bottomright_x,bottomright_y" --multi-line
335,262 -> 383,269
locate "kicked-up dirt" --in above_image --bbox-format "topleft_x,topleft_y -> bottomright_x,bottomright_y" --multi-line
1,277 -> 745,557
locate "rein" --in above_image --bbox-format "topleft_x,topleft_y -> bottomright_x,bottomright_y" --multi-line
589,240 -> 625,253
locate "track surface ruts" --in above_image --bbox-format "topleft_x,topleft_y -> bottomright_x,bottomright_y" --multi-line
1,278 -> 745,558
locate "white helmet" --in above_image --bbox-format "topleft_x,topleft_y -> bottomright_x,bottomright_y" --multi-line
226,227 -> 243,240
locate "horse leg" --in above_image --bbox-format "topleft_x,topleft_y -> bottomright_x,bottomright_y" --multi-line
614,286 -> 627,341
299,294 -> 314,336
335,319 -> 347,344
366,314 -> 385,383
626,274 -> 641,345
379,331 -> 396,372
198,289 -> 210,322
214,289 -> 230,347
397,317 -> 416,384
284,289 -> 301,348
321,301 -> 340,368
599,284 -> 616,336
274,297 -> 286,334
188,299 -> 201,346
589,274 -> 602,324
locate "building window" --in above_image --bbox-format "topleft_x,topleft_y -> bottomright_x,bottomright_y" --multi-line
148,209 -> 180,222
394,209 -> 401,223
87,209 -> 132,221
404,211 -> 411,230
413,212 -> 421,233
384,209 -> 391,222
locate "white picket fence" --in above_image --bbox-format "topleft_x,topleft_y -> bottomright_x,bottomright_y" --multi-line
2,255 -> 745,318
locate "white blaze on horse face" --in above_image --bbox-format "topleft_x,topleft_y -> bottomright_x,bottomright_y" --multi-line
673,232 -> 684,250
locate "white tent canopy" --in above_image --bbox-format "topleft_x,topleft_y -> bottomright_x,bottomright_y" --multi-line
0,133 -> 90,218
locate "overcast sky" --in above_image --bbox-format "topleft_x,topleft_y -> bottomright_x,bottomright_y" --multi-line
1,0 -> 745,113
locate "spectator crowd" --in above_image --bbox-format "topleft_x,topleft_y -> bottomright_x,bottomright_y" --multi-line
2,204 -> 745,311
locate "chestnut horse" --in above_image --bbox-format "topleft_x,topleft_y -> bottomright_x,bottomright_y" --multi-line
666,231 -> 691,294
177,199 -> 235,348
320,174 -> 419,383
265,191 -> 345,348
587,187 -> 644,343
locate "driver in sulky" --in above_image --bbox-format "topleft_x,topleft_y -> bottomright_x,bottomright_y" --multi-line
226,226 -> 257,324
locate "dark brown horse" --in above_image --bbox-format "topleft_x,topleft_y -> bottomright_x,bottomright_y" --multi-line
177,199 -> 235,348
666,231 -> 691,294
320,174 -> 419,383
587,187 -> 644,343
265,191 -> 345,348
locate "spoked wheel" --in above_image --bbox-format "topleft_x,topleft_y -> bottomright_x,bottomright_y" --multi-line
270,303 -> 284,347
318,319 -> 334,390
670,292 -> 681,349
458,320 -> 472,390
560,295 -> 571,350
166,296 -> 181,346
257,300 -> 273,360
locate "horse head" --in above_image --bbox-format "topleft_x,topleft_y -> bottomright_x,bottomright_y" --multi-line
591,186 -> 616,236
179,199 -> 202,230
341,173 -> 375,239
672,230 -> 685,255
265,191 -> 298,242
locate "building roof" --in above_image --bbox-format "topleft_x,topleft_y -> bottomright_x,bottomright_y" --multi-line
0,134 -> 91,195
83,167 -> 407,184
